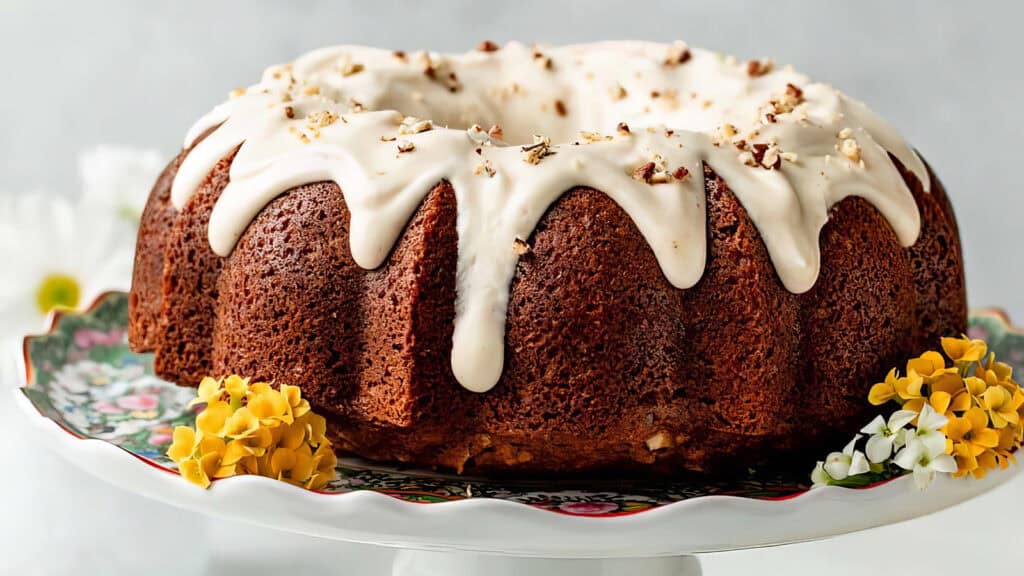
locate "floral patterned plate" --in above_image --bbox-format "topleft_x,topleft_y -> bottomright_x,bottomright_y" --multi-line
12,292 -> 1022,557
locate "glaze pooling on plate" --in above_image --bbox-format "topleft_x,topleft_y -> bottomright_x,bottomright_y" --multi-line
169,41 -> 927,393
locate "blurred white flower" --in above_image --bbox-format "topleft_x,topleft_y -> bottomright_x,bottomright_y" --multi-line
0,194 -> 134,339
79,145 -> 163,225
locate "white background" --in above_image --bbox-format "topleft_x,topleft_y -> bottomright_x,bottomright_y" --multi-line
1,1 -> 1022,574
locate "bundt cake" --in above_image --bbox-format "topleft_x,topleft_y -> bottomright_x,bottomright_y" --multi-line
129,41 -> 966,476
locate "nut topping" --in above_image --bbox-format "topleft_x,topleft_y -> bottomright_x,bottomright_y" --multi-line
746,58 -> 774,77
399,116 -> 434,135
477,40 -> 500,52
521,135 -> 555,164
663,41 -> 692,66
512,237 -> 530,255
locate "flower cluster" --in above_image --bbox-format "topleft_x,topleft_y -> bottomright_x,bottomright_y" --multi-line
812,336 -> 1022,490
167,375 -> 337,490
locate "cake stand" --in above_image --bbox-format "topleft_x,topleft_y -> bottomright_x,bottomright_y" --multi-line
12,292 -> 1023,575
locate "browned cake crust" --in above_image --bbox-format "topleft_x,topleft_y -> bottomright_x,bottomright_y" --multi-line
129,144 -> 966,476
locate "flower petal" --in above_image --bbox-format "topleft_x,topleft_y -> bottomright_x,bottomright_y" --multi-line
222,440 -> 252,466
930,453 -> 958,474
848,450 -> 870,476
865,434 -> 894,464
223,407 -> 260,439
888,410 -> 918,432
917,404 -> 949,432
196,400 -> 232,436
945,417 -> 971,443
973,427 -> 1001,449
280,421 -> 307,450
861,415 -> 886,435
913,463 -> 935,490
166,426 -> 197,463
307,413 -> 328,446
179,458 -> 211,488
224,375 -> 249,399
918,430 -> 948,458
949,393 -> 972,413
841,434 -> 862,456
929,391 -> 952,415
824,453 -> 851,480
199,434 -> 226,457
894,442 -> 922,471
290,445 -> 316,482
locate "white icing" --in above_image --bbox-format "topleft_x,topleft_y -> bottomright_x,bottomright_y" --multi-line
169,41 -> 927,393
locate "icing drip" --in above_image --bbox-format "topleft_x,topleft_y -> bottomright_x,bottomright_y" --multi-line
169,41 -> 927,393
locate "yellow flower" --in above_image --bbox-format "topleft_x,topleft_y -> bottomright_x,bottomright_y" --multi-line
996,427 -> 1020,469
869,368 -> 924,408
223,407 -> 261,439
224,375 -> 249,400
907,351 -> 956,383
981,386 -> 1023,429
896,371 -> 927,413
941,336 -> 987,365
220,427 -> 273,465
972,450 -> 999,479
946,407 -> 999,456
269,444 -> 317,485
196,400 -> 233,436
248,384 -> 294,426
199,434 -> 226,456
307,413 -> 328,446
167,374 -> 336,491
307,441 -> 338,490
214,440 -> 259,479
178,452 -> 222,489
281,383 -> 312,418
927,390 -> 957,420
167,426 -> 199,463
189,376 -> 226,408
950,442 -> 979,478
931,374 -> 980,413
869,368 -> 900,406
975,352 -> 1016,390
280,419 -> 308,450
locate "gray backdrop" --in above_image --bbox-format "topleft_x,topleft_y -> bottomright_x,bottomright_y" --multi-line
1,0 -> 1020,315
1,2 -> 1023,575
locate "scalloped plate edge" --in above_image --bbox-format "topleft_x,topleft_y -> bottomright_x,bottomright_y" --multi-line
10,294 -> 1024,555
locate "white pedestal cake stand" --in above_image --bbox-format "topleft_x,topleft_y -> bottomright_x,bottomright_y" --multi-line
12,294 -> 1024,575
15,389 -> 1022,576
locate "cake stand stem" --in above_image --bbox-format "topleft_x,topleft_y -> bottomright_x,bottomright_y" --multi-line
391,550 -> 702,576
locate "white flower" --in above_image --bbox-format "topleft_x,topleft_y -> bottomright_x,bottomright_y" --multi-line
811,461 -> 831,488
861,409 -> 917,463
823,434 -> 870,481
905,403 -> 949,458
893,404 -> 956,489
79,145 -> 163,225
0,194 -> 134,339
893,435 -> 957,489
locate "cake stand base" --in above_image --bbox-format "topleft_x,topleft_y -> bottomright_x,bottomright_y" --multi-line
391,550 -> 701,576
